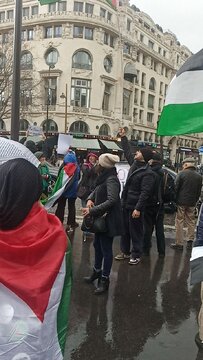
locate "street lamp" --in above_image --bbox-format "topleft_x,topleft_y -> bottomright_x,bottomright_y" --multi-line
60,83 -> 68,133
45,64 -> 55,137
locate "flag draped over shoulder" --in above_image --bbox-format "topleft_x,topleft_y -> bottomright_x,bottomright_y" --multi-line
157,48 -> 203,136
43,162 -> 76,210
0,203 -> 72,359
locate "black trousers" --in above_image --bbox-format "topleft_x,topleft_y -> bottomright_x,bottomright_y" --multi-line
55,196 -> 76,226
120,208 -> 144,259
143,205 -> 165,255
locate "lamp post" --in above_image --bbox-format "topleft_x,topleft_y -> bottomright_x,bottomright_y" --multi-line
11,0 -> 22,141
45,64 -> 55,137
60,83 -> 68,133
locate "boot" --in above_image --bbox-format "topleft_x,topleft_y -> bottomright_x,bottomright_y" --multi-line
94,277 -> 109,295
84,269 -> 102,284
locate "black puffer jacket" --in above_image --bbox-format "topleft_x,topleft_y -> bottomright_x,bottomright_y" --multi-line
122,164 -> 156,211
88,168 -> 123,237
175,167 -> 202,206
149,162 -> 165,206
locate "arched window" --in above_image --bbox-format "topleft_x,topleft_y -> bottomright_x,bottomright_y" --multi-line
21,51 -> 33,70
0,119 -> 6,130
45,48 -> 59,66
99,124 -> 110,136
0,53 -> 6,70
19,119 -> 29,131
42,119 -> 58,132
72,50 -> 92,70
149,77 -> 156,91
69,121 -> 89,134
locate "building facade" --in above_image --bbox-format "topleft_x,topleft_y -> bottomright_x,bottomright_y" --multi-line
0,0 -> 201,162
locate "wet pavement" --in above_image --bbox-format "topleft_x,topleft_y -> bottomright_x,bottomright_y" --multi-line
64,225 -> 203,360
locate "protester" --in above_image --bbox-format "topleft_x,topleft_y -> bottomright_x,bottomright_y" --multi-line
82,153 -> 123,294
34,151 -> 51,197
171,157 -> 202,250
55,150 -> 80,232
77,152 -> 98,207
191,205 -> 203,349
115,128 -> 155,265
143,152 -> 165,257
0,158 -> 71,359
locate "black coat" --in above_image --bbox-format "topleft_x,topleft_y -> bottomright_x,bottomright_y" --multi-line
175,167 -> 202,206
122,164 -> 156,211
88,168 -> 123,237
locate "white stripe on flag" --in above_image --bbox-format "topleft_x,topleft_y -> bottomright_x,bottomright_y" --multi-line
0,258 -> 66,360
165,70 -> 203,105
44,173 -> 69,210
190,246 -> 203,262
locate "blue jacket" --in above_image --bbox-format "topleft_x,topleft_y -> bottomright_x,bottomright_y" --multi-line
63,152 -> 80,199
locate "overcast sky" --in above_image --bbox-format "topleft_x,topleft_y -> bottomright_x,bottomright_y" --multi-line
130,0 -> 203,54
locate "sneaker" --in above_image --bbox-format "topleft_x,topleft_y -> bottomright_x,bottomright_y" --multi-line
115,252 -> 130,260
186,240 -> 193,250
129,258 -> 141,265
170,243 -> 183,250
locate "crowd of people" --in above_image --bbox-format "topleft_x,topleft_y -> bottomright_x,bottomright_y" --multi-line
1,128 -> 203,357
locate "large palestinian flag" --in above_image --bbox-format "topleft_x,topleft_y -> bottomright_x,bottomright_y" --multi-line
0,203 -> 72,359
157,48 -> 203,135
43,162 -> 76,210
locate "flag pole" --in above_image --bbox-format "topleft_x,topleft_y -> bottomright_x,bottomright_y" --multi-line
11,0 -> 22,141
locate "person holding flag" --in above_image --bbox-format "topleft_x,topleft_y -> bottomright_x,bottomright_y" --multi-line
0,158 -> 72,359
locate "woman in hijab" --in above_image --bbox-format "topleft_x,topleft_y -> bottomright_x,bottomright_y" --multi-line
82,153 -> 123,295
0,158 -> 71,360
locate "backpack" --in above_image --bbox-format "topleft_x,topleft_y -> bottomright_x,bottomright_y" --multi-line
163,171 -> 176,204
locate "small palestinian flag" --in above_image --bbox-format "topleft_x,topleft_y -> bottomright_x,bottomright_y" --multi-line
43,162 -> 76,210
106,0 -> 118,8
157,48 -> 203,135
0,203 -> 72,359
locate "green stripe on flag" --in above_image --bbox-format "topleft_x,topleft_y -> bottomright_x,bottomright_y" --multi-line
157,102 -> 203,135
57,238 -> 72,355
39,0 -> 58,5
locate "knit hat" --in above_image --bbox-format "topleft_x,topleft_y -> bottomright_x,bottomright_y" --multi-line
99,153 -> 119,168
152,152 -> 162,162
140,148 -> 154,163
34,151 -> 44,160
182,157 -> 196,164
87,152 -> 98,161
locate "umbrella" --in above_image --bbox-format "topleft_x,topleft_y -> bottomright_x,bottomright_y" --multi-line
0,137 -> 39,167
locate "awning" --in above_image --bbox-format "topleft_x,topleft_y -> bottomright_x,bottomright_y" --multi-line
99,140 -> 123,152
124,63 -> 137,77
71,138 -> 101,150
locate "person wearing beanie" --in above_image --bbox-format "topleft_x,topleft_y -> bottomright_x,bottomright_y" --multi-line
55,150 -> 80,232
143,151 -> 165,257
0,159 -> 71,359
115,128 -> 156,265
170,156 -> 202,250
82,153 -> 123,294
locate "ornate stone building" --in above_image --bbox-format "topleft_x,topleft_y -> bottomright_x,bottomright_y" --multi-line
0,0 -> 201,162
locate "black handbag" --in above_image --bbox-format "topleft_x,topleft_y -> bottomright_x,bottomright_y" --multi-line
81,214 -> 107,233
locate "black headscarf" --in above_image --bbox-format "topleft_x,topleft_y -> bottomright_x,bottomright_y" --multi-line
0,158 -> 42,230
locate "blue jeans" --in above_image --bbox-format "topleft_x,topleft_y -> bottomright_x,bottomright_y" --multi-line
94,233 -> 113,277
